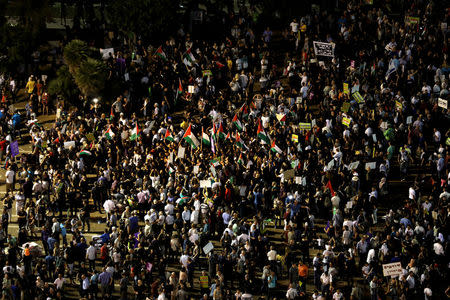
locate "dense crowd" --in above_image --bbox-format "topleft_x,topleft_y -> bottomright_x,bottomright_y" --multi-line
0,1 -> 449,300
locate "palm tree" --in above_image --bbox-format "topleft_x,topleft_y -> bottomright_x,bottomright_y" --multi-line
48,65 -> 79,104
73,58 -> 108,97
63,39 -> 88,73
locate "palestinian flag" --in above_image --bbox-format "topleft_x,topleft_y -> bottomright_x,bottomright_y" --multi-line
164,129 -> 174,142
79,150 -> 92,156
236,132 -> 245,149
155,46 -> 167,61
104,126 -> 115,140
326,180 -> 336,196
202,127 -> 210,145
53,137 -> 60,144
270,141 -> 282,154
257,119 -> 270,144
225,132 -> 231,141
177,79 -> 183,95
182,124 -> 200,149
276,113 -> 287,125
240,103 -> 249,120
183,48 -> 196,66
237,153 -> 244,165
210,158 -> 220,167
110,107 -> 114,120
217,123 -> 226,140
130,123 -> 139,141
232,114 -> 243,131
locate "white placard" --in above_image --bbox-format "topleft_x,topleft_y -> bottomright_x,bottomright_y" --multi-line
438,98 -> 448,109
406,116 -> 413,124
372,134 -> 377,143
168,152 -> 174,164
348,161 -> 360,170
327,160 -> 335,170
203,242 -> 214,255
313,41 -> 335,57
188,85 -> 195,94
346,201 -> 353,209
63,141 -> 75,149
200,180 -> 212,188
177,146 -> 185,159
239,186 -> 247,196
382,262 -> 403,277
295,176 -> 302,184
365,162 -> 377,170
100,48 -> 114,59
193,165 -> 199,174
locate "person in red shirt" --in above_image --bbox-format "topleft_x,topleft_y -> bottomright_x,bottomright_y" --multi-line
0,138 -> 7,164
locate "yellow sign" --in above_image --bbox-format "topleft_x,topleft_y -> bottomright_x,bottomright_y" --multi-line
292,134 -> 299,143
352,92 -> 364,103
343,83 -> 349,95
342,117 -> 351,127
395,100 -> 402,110
299,123 -> 312,130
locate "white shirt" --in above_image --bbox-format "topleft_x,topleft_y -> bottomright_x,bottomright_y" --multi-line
290,22 -> 299,33
86,246 -> 96,260
267,250 -> 277,261
5,170 -> 14,184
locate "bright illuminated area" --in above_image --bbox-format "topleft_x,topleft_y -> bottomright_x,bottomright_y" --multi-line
0,0 -> 448,299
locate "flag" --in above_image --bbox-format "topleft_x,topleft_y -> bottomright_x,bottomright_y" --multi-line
104,126 -> 115,140
182,124 -> 200,149
130,123 -> 139,141
326,180 -> 335,196
232,114 -> 243,131
53,137 -> 60,144
155,46 -> 167,61
276,113 -> 287,125
202,127 -> 210,145
164,129 -> 174,142
183,48 -> 196,66
237,153 -> 244,165
257,119 -> 270,144
110,107 -> 114,120
212,123 -> 217,141
225,132 -> 231,141
240,103 -> 249,119
211,134 -> 215,153
215,61 -> 225,68
79,150 -> 92,156
217,123 -> 226,140
210,158 -> 220,167
270,141 -> 282,154
236,132 -> 245,149
175,79 -> 183,105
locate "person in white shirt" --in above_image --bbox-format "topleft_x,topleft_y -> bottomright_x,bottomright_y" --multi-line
332,289 -> 344,300
54,273 -> 65,290
267,246 -> 277,261
286,284 -> 299,299
5,167 -> 15,193
290,19 -> 299,35
86,241 -> 97,271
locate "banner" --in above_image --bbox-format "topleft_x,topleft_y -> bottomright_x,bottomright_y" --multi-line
299,123 -> 312,130
313,41 -> 335,57
438,98 -> 448,109
382,262 -> 403,277
10,140 -> 19,157
405,16 -> 419,26
352,92 -> 364,103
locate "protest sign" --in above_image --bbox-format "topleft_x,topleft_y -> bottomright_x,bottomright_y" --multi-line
203,242 -> 214,255
341,102 -> 350,113
100,48 -> 114,59
382,262 -> 403,277
313,41 -> 335,57
177,146 -> 185,159
193,165 -> 199,174
352,92 -> 364,103
365,162 -> 377,170
292,134 -> 299,143
200,180 -> 212,188
283,169 -> 295,180
64,141 -> 75,149
343,83 -> 349,95
438,98 -> 448,109
188,85 -> 195,94
239,185 -> 247,196
299,123 -> 312,130
342,117 -> 351,127
10,141 -> 19,157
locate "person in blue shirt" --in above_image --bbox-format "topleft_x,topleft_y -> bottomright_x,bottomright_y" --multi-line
253,186 -> 263,211
99,228 -> 110,244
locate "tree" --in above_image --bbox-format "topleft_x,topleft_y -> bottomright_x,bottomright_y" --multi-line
48,65 -> 80,104
63,39 -> 89,73
105,0 -> 181,42
73,58 -> 108,97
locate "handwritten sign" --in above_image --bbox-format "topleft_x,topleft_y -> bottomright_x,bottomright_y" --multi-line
342,117 -> 351,127
438,98 -> 448,109
10,141 -> 19,157
382,262 -> 403,277
292,134 -> 299,143
200,180 -> 212,188
177,146 -> 185,159
283,169 -> 295,180
341,102 -> 350,113
203,242 -> 214,255
313,41 -> 335,57
343,83 -> 349,95
352,92 -> 364,103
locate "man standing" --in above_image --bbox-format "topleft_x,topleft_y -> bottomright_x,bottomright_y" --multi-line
99,267 -> 113,299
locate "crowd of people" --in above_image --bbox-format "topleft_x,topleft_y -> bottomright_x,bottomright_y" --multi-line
0,0 -> 449,300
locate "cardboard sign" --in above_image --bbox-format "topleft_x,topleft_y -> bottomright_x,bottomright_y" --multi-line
203,242 -> 214,255
193,165 -> 199,174
406,116 -> 413,124
295,176 -> 302,184
292,134 -> 299,143
313,41 -> 335,57
382,262 -> 403,277
200,180 -> 212,188
299,123 -> 312,130
283,169 -> 295,180
177,146 -> 185,159
341,102 -> 350,113
438,98 -> 448,109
